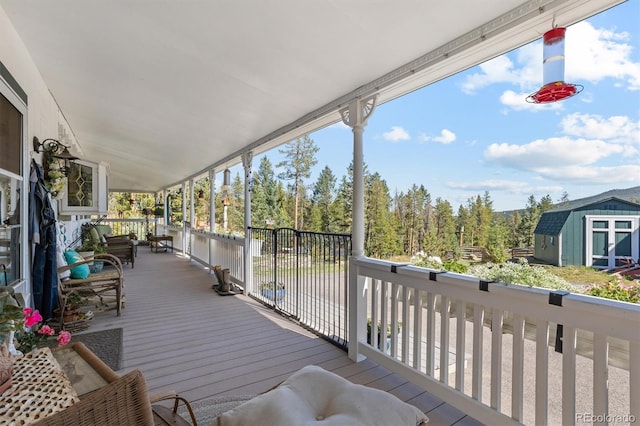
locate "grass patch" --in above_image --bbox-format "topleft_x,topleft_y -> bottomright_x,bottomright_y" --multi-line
539,265 -> 616,287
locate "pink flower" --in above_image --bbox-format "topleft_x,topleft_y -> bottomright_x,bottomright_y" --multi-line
24,309 -> 43,327
38,325 -> 56,336
23,307 -> 33,316
57,331 -> 72,346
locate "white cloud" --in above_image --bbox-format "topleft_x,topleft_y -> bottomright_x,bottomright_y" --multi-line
446,179 -> 562,195
560,113 -> 640,145
461,56 -> 518,94
383,126 -> 410,142
566,21 -> 640,90
533,164 -> 640,184
500,90 -> 564,111
485,137 -> 625,169
328,121 -> 350,130
420,129 -> 456,144
483,135 -> 639,185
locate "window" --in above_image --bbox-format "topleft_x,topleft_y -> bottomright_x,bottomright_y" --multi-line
67,161 -> 95,208
0,88 -> 25,287
59,159 -> 109,215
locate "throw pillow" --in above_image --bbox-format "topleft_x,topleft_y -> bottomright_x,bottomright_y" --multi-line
64,250 -> 90,279
89,227 -> 100,244
57,245 -> 70,280
215,365 -> 428,425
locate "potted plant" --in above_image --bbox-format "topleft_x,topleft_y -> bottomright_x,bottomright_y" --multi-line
259,282 -> 285,302
367,319 -> 401,354
76,237 -> 106,266
57,293 -> 86,322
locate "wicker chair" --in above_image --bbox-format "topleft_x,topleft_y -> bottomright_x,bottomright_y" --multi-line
33,369 -> 197,426
57,253 -> 125,329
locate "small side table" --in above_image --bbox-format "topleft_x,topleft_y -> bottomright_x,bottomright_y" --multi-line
0,347 -> 79,423
149,235 -> 173,253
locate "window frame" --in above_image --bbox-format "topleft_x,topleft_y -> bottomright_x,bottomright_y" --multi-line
0,74 -> 29,290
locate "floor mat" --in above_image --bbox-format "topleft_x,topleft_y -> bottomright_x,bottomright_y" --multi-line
67,327 -> 123,371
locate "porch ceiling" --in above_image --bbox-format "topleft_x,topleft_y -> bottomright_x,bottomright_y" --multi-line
0,0 -> 624,192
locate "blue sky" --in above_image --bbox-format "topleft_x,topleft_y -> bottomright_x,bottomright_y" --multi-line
249,1 -> 640,212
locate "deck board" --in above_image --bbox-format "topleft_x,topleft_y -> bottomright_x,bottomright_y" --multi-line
85,248 -> 481,424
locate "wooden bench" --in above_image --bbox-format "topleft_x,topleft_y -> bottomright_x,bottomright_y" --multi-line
104,235 -> 135,268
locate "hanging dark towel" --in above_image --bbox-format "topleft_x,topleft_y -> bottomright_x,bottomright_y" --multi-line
29,159 -> 58,320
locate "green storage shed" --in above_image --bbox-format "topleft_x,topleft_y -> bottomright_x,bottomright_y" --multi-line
534,196 -> 640,268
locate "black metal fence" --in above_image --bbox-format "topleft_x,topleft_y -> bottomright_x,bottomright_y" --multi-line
250,227 -> 351,349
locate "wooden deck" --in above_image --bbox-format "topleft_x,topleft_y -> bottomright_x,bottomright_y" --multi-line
87,248 -> 482,425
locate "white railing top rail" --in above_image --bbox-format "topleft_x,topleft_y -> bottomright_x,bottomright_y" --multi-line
190,229 -> 246,246
352,257 -> 640,343
101,218 -> 148,223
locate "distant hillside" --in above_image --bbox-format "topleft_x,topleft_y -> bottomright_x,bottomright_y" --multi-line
499,186 -> 640,216
552,186 -> 640,211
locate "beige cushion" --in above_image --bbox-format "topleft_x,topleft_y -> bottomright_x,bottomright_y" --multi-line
216,365 -> 428,426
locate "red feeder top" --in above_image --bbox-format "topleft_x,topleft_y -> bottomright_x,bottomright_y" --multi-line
543,27 -> 566,45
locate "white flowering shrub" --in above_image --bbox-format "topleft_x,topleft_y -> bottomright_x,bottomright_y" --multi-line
468,262 -> 577,292
410,251 -> 443,269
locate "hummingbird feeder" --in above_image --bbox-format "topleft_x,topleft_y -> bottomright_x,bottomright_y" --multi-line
527,27 -> 582,103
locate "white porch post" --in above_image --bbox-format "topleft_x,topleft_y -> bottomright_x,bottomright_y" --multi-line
209,169 -> 216,234
162,189 -> 168,231
181,182 -> 187,254
208,169 -> 216,273
189,179 -> 195,230
242,151 -> 254,293
340,95 -> 377,361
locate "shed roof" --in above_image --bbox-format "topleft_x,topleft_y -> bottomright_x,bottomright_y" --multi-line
534,211 -> 571,236
551,193 -> 640,212
535,189 -> 640,236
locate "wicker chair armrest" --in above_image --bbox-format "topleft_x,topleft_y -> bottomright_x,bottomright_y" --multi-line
149,390 -> 177,403
58,255 -> 123,277
150,392 -> 198,426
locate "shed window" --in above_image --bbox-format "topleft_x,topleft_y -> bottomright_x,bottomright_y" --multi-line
615,220 -> 631,229
592,220 -> 608,229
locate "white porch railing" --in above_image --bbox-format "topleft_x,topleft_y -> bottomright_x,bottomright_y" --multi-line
157,224 -> 246,288
348,257 -> 640,425
191,229 -> 245,286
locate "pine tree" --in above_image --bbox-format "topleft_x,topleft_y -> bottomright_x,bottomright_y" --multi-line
277,135 -> 319,229
506,210 -> 523,247
228,172 -> 244,232
487,215 -> 509,262
392,185 -> 431,256
331,162 -> 359,233
252,157 -> 287,228
309,166 -> 336,232
364,172 -> 397,257
431,197 -> 456,256
517,195 -> 540,246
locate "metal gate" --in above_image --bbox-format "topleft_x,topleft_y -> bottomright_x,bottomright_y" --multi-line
250,227 -> 351,349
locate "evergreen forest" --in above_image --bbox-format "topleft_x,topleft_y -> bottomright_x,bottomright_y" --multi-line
108,135 -> 571,262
